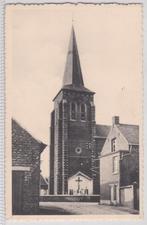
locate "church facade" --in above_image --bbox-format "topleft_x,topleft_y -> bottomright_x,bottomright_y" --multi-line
49,27 -> 110,195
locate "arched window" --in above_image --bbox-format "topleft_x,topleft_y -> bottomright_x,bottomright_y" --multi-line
62,99 -> 67,119
70,102 -> 76,120
80,103 -> 86,121
59,102 -> 62,119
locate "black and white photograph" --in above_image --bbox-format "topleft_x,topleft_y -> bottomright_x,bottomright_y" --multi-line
5,3 -> 143,219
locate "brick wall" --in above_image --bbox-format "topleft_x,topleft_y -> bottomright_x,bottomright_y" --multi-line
50,89 -> 95,195
49,110 -> 55,194
12,119 -> 46,215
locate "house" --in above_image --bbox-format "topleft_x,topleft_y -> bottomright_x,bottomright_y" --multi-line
93,125 -> 110,194
12,119 -> 47,215
100,116 -> 139,210
40,175 -> 48,196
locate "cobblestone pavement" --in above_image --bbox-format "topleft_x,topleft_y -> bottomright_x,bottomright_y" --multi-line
39,202 -> 138,215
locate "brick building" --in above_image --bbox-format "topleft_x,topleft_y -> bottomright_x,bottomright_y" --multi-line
12,119 -> 47,215
100,116 -> 139,209
49,27 -> 110,195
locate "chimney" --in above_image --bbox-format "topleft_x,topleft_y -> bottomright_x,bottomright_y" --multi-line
112,116 -> 119,125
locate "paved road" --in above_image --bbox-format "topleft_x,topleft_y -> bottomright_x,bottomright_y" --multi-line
39,202 -> 137,215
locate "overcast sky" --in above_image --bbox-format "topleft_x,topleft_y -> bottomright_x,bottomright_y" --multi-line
6,4 -> 142,177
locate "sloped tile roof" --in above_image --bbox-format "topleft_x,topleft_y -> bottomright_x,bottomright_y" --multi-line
69,171 -> 92,180
117,124 -> 139,145
95,124 -> 110,138
40,175 -> 48,186
63,84 -> 94,93
12,119 -> 47,153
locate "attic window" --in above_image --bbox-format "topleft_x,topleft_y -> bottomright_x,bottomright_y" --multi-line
111,138 -> 116,152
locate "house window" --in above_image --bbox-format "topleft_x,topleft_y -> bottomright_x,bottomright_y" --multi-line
80,103 -> 86,121
70,102 -> 77,120
113,184 -> 117,200
112,156 -> 118,174
111,138 -> 116,152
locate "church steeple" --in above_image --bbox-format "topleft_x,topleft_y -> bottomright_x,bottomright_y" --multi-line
50,26 -> 96,195
63,26 -> 84,88
53,26 -> 94,101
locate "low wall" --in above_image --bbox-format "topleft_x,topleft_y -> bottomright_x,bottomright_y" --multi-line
120,185 -> 134,209
40,195 -> 100,202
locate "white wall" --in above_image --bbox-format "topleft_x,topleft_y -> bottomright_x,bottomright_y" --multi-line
120,186 -> 134,208
68,174 -> 93,195
101,125 -> 129,156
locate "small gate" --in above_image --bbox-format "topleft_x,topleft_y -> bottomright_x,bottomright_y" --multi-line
120,185 -> 139,210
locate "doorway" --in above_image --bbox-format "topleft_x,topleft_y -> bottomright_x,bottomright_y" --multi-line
12,171 -> 24,214
110,184 -> 118,205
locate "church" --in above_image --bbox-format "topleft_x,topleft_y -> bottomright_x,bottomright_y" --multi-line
49,27 -> 110,195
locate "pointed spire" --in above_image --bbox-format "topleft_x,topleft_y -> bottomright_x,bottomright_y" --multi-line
63,26 -> 84,88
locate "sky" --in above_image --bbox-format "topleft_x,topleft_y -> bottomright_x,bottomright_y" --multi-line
6,4 -> 142,177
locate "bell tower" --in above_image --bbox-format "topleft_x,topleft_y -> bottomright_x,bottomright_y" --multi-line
49,27 -> 96,195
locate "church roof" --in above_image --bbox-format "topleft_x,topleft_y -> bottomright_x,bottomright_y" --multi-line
62,26 -> 93,93
68,171 -> 92,181
62,84 -> 93,93
117,124 -> 139,145
95,124 -> 111,138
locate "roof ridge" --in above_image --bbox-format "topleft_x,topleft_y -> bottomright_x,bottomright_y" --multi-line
12,118 -> 47,149
117,123 -> 139,145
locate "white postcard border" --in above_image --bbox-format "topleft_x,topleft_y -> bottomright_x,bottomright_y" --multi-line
0,0 -> 146,225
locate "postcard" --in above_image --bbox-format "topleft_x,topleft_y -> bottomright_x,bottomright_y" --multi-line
4,2 -> 143,221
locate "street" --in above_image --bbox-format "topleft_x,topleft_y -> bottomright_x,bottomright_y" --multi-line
39,202 -> 138,215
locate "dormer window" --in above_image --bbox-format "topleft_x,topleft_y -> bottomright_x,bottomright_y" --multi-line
80,103 -> 86,121
70,102 -> 77,120
111,138 -> 116,152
